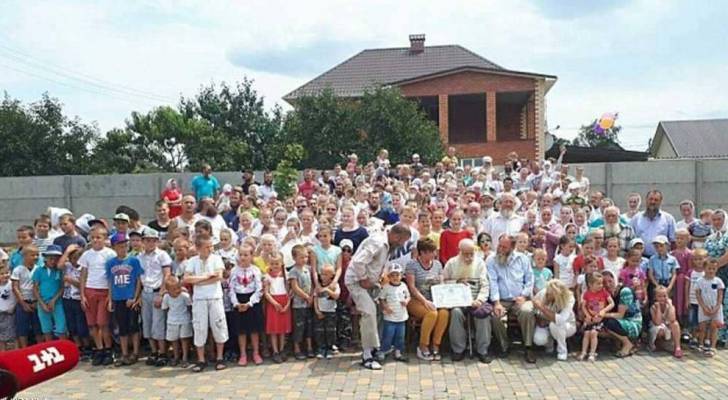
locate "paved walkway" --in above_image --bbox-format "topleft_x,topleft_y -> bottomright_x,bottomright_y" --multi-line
25,349 -> 728,399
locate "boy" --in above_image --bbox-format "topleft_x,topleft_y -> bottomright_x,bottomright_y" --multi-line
33,215 -> 54,253
32,244 -> 66,342
11,245 -> 42,348
378,263 -> 410,362
0,264 -> 17,350
112,213 -> 131,237
106,232 -> 143,366
128,231 -> 143,256
695,258 -> 725,357
10,226 -> 43,271
171,238 -> 190,278
532,248 -> 553,295
161,276 -> 192,368
79,225 -> 117,366
182,234 -> 228,373
288,244 -> 315,360
648,235 -> 678,303
137,229 -> 172,367
59,244 -> 91,359
52,214 -> 87,253
572,237 -> 604,275
314,264 -> 340,359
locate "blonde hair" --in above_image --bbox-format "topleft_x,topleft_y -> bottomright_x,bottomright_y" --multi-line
545,279 -> 573,311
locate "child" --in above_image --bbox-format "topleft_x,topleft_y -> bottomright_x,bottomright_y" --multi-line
161,276 -> 193,368
619,249 -> 648,307
532,249 -> 552,295
378,263 -> 410,362
128,231 -> 143,256
182,234 -> 229,373
221,256 -> 237,363
52,214 -> 87,253
578,271 -> 614,361
12,245 -> 42,348
33,215 -> 54,254
138,229 -> 173,367
649,286 -> 683,358
171,238 -> 190,279
106,233 -> 143,366
689,209 -> 713,249
514,232 -> 532,259
314,264 -> 340,359
576,256 -> 600,309
0,264 -> 17,350
572,237 -> 604,275
336,239 -> 354,350
9,225 -> 40,271
216,229 -> 239,263
254,234 -> 278,274
288,244 -> 315,360
229,244 -> 264,366
438,210 -> 471,264
553,236 -> 577,289
695,258 -> 725,357
79,225 -> 117,366
59,245 -> 91,358
648,235 -> 678,304
32,245 -> 66,342
603,237 -> 625,277
672,229 -> 693,340
311,226 -> 343,288
264,253 -> 291,363
687,249 -> 707,348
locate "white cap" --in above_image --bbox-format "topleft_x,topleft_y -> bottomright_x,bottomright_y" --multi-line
388,263 -> 404,275
652,235 -> 669,245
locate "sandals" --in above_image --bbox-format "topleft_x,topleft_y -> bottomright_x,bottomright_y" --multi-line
215,359 -> 227,370
432,351 -> 441,361
361,358 -> 382,370
587,353 -> 597,362
191,361 -> 207,373
614,351 -> 633,358
704,347 -> 716,357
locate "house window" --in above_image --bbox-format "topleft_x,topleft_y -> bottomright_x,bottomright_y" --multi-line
412,96 -> 439,126
496,91 -> 533,141
448,94 -> 486,144
459,158 -> 484,168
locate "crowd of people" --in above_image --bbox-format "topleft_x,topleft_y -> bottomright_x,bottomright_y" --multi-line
1,146 -> 726,372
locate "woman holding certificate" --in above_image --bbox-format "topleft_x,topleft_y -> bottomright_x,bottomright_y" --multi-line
405,238 -> 448,361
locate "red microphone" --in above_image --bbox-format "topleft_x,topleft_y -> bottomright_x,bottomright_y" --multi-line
0,340 -> 80,398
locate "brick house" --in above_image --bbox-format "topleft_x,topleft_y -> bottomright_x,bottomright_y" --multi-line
283,34 -> 557,165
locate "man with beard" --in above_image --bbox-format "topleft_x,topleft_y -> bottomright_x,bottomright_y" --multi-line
598,206 -> 635,256
222,189 -> 242,231
167,195 -> 199,239
588,191 -> 605,223
631,190 -> 676,257
258,171 -> 276,202
195,198 -> 226,241
483,193 -> 525,249
240,169 -> 259,195
344,224 -> 411,370
479,191 -> 497,220
443,239 -> 492,363
465,202 -> 486,234
487,234 -> 536,363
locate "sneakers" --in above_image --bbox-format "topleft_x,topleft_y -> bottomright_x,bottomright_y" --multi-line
324,351 -> 333,360
306,349 -> 316,359
393,351 -> 408,363
155,355 -> 168,367
373,349 -> 386,362
101,350 -> 114,366
252,353 -> 263,365
587,353 -> 597,362
238,354 -> 248,366
557,352 -> 568,361
416,347 -> 433,361
294,352 -> 307,361
91,349 -> 104,366
361,358 -> 382,370
316,349 -> 326,359
272,353 -> 283,364
146,353 -> 158,366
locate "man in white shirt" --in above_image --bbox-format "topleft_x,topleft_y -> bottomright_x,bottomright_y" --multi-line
484,194 -> 525,249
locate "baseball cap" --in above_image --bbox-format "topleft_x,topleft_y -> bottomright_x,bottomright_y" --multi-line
142,228 -> 160,240
43,245 -> 63,257
652,235 -> 669,245
339,239 -> 354,251
110,232 -> 129,246
629,238 -> 645,248
113,213 -> 130,222
128,230 -> 142,238
388,263 -> 404,275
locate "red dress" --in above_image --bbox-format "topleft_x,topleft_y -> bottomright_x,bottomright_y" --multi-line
162,188 -> 182,218
264,273 -> 291,334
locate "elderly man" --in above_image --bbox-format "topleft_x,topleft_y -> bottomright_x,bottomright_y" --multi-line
443,239 -> 492,363
344,224 -> 411,370
598,206 -> 635,256
631,190 -> 676,257
534,207 -> 564,266
483,193 -> 525,249
465,202 -> 486,234
487,235 -> 537,363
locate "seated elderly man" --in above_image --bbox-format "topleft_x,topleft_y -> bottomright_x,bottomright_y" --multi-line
487,234 -> 537,363
443,239 -> 492,363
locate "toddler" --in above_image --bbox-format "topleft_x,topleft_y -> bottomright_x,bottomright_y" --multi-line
649,285 -> 683,358
229,244 -> 264,366
378,263 -> 410,362
695,258 -> 724,357
60,245 -> 91,358
0,265 -> 17,350
288,244 -> 315,359
32,245 -> 66,342
578,271 -> 614,361
314,265 -> 340,359
162,276 -> 193,368
689,209 -> 713,249
264,254 -> 291,363
531,249 -> 552,295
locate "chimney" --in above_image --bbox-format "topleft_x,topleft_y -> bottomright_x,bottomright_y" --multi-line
409,34 -> 425,54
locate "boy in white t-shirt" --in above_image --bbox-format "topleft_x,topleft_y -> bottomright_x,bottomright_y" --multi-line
79,226 -> 117,366
11,245 -> 41,348
378,263 -> 410,362
138,228 -> 173,367
182,234 -> 228,373
0,264 -> 17,350
695,258 -> 725,357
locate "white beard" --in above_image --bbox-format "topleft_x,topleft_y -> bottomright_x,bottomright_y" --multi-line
604,223 -> 621,237
500,209 -> 513,218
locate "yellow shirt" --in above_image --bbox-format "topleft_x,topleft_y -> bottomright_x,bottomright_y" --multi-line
253,256 -> 269,274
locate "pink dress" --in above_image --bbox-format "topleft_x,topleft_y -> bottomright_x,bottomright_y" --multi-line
671,248 -> 693,319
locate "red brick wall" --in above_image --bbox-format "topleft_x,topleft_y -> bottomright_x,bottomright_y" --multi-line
399,71 -> 536,97
452,140 -> 537,165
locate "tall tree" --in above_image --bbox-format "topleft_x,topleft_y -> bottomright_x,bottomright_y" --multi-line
571,120 -> 622,148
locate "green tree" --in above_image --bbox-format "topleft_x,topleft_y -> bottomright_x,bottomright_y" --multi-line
0,93 -> 98,176
571,120 -> 622,148
273,144 -> 305,200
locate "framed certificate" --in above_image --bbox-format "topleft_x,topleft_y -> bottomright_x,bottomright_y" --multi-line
431,283 -> 473,309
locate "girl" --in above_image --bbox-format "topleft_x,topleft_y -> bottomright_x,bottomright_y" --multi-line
161,178 -> 183,219
619,249 -> 648,308
672,229 -> 693,340
696,258 -> 725,357
216,229 -> 239,263
603,237 -> 625,277
254,234 -> 278,274
687,249 -> 707,348
280,217 -> 305,269
236,212 -> 255,245
578,271 -> 614,361
264,254 -> 291,363
649,285 -> 683,358
311,226 -> 342,287
553,236 -> 576,290
229,245 -> 264,366
438,211 -> 471,264
514,232 -> 532,259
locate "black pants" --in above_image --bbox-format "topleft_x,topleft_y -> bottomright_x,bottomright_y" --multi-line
603,318 -> 628,337
315,312 -> 337,349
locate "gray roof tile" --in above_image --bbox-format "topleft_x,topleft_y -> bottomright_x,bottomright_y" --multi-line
658,119 -> 728,158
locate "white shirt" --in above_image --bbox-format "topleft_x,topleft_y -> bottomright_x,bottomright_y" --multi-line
78,247 -> 116,290
697,276 -> 725,308
554,252 -> 576,288
162,292 -> 192,324
483,212 -> 525,248
689,270 -> 705,305
196,214 -> 227,240
379,283 -> 410,322
0,280 -> 17,312
138,248 -> 173,290
603,257 -> 625,277
11,265 -> 35,301
184,254 -> 224,300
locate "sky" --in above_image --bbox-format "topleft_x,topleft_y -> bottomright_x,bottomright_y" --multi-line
0,0 -> 726,151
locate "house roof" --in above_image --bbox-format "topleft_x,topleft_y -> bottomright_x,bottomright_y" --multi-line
283,44 -> 556,102
650,119 -> 728,158
545,145 -> 648,163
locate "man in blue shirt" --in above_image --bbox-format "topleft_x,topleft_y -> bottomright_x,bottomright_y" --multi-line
487,234 -> 537,363
106,233 -> 143,366
631,190 -> 676,257
190,164 -> 220,202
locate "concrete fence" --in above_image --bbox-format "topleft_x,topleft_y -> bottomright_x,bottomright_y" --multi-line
1,159 -> 728,243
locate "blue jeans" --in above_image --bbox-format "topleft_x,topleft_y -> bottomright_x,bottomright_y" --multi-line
381,320 -> 406,353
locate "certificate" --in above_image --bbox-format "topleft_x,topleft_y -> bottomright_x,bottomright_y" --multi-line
431,283 -> 473,309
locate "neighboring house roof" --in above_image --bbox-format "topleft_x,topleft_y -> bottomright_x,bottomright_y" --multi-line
545,145 -> 649,163
283,44 -> 556,102
650,119 -> 728,158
